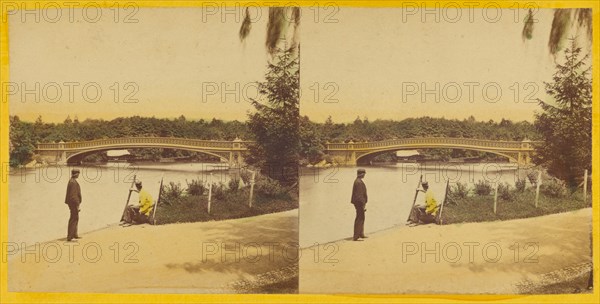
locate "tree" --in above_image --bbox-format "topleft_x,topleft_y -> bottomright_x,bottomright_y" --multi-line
522,8 -> 592,55
9,116 -> 36,167
239,7 -> 300,56
246,47 -> 300,183
533,38 -> 592,188
299,116 -> 325,165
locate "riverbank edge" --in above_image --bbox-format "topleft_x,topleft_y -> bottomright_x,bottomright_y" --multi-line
7,208 -> 299,256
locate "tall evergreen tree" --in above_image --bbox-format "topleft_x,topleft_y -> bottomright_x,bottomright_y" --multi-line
534,38 -> 592,188
246,47 -> 300,183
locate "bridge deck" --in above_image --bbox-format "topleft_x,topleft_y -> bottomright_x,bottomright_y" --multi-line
37,137 -> 252,150
326,138 -> 539,151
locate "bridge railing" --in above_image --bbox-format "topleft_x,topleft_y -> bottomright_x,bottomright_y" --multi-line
37,137 -> 253,150
37,143 -> 61,150
326,138 -> 539,150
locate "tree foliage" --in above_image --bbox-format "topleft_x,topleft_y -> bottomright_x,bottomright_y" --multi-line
533,39 -> 592,188
312,116 -> 537,143
239,7 -> 300,56
246,48 -> 300,183
9,116 -> 36,167
522,8 -> 592,55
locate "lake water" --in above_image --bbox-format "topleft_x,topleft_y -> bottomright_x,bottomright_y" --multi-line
8,162 -> 232,246
299,162 -> 524,247
10,161 -> 525,248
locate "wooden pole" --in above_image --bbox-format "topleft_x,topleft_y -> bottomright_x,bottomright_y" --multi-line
406,175 -> 423,222
249,170 -> 256,208
583,169 -> 588,205
207,173 -> 213,214
151,177 -> 164,225
437,179 -> 450,225
120,174 -> 136,222
535,171 -> 542,208
493,182 -> 499,214
207,177 -> 212,214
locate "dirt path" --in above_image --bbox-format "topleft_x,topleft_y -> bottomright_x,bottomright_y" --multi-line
299,208 -> 593,294
8,210 -> 298,293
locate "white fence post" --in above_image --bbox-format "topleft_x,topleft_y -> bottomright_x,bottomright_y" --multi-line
249,170 -> 256,208
493,182 -> 499,214
207,173 -> 213,214
535,171 -> 542,208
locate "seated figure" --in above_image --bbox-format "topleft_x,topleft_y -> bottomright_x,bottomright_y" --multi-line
407,181 -> 439,226
123,181 -> 154,225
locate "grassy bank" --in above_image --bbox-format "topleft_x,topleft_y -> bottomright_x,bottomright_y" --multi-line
443,191 -> 590,224
443,179 -> 591,224
154,176 -> 298,224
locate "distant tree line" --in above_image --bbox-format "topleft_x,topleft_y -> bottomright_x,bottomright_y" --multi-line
9,113 -> 539,167
8,115 -> 249,167
299,115 -> 539,164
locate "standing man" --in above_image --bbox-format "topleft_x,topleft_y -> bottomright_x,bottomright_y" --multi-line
351,168 -> 368,241
65,168 -> 82,242
407,181 -> 438,226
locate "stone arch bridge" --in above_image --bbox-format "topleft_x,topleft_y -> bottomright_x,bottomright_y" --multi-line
325,137 -> 540,166
36,137 -> 252,166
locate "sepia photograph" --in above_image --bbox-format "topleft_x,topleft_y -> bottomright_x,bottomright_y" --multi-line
6,6 -> 300,294
0,1 -> 598,303
299,6 -> 594,294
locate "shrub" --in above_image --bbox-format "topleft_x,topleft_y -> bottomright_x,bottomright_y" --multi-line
161,182 -> 185,203
497,182 -> 516,201
541,179 -> 567,198
239,170 -> 254,185
324,154 -> 334,164
186,179 -> 206,196
228,178 -> 241,192
453,182 -> 470,198
515,178 -> 526,192
211,182 -> 227,200
255,176 -> 286,198
446,182 -> 469,205
527,171 -> 539,187
474,180 -> 492,196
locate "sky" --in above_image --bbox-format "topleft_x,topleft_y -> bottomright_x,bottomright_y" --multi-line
300,7 -> 591,123
9,7 -> 271,122
9,6 -> 592,123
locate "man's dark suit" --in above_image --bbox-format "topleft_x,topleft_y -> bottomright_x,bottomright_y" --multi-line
65,177 -> 82,241
351,177 -> 368,240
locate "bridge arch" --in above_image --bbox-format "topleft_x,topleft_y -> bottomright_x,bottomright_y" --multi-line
324,137 -> 538,166
355,146 -> 518,165
35,137 -> 250,166
65,146 -> 230,165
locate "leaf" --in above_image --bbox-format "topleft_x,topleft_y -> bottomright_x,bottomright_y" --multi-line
548,9 -> 572,54
522,9 -> 535,41
239,7 -> 252,42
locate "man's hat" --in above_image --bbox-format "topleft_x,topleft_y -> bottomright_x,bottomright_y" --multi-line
357,168 -> 366,174
135,181 -> 142,186
71,168 -> 80,174
422,181 -> 429,187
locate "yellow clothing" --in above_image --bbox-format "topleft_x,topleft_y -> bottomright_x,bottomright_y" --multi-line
138,189 -> 154,216
424,189 -> 438,215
